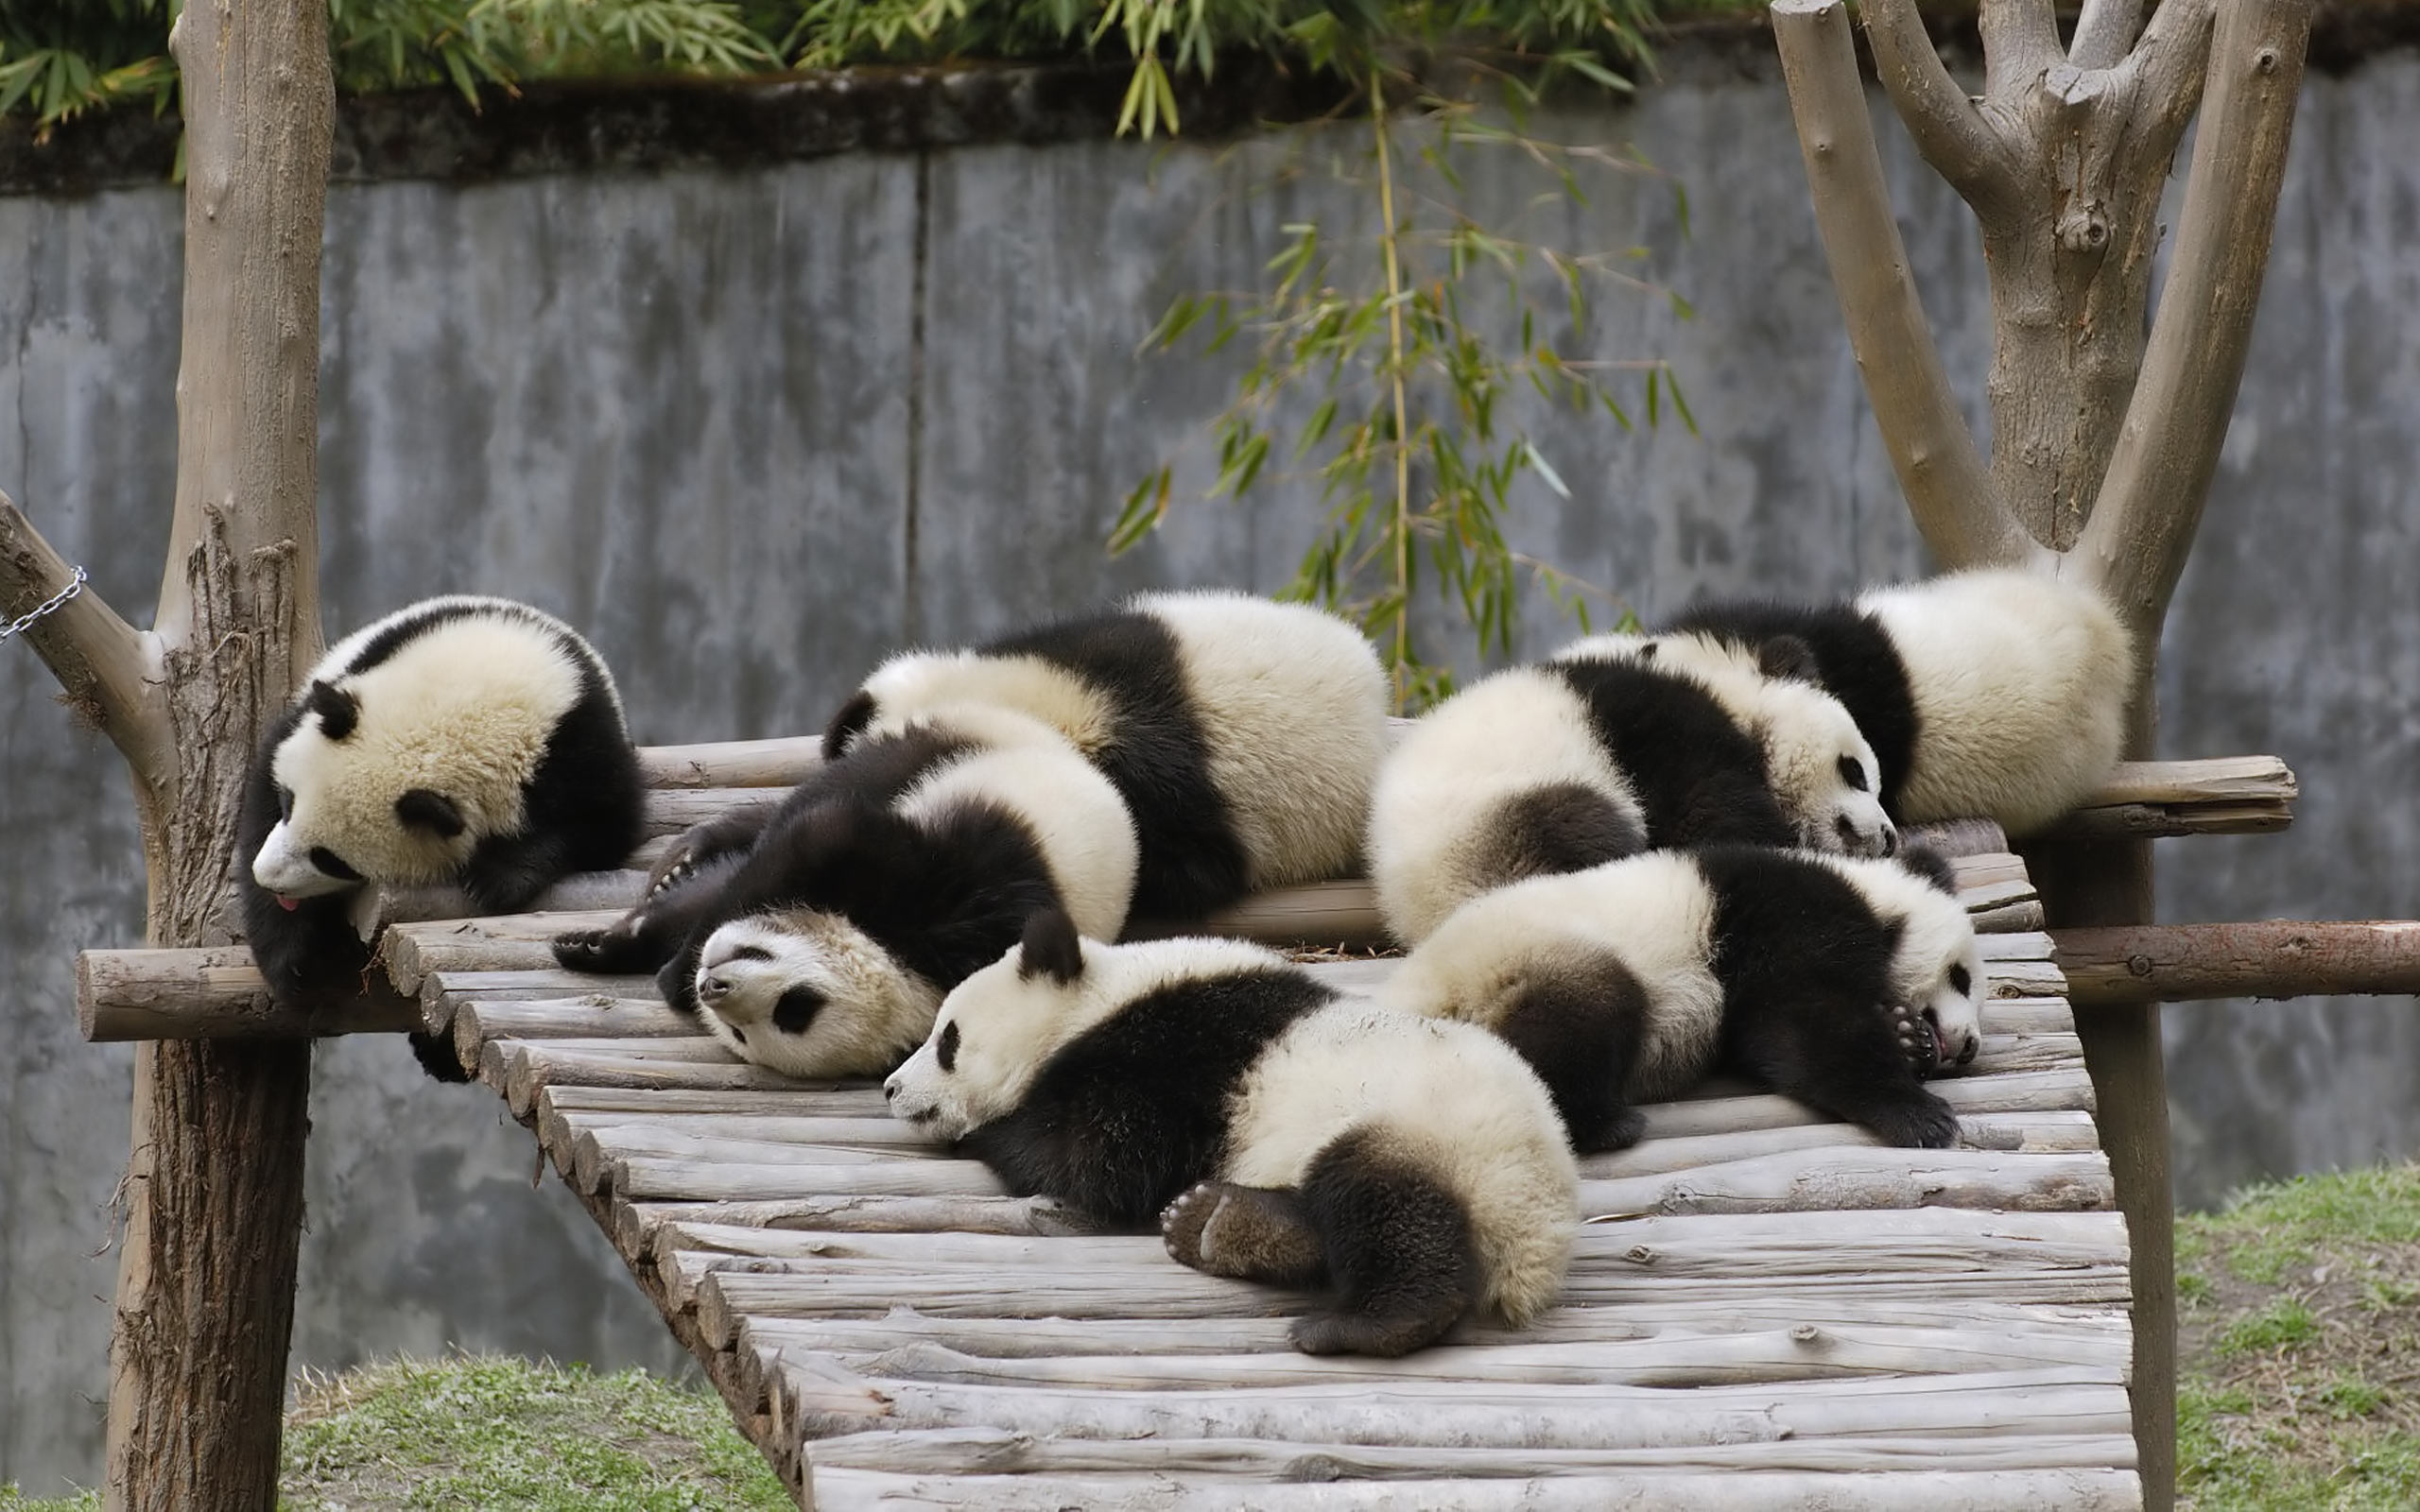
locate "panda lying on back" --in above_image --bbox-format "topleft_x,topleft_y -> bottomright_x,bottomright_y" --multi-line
237,595 -> 644,1079
885,913 -> 1577,1358
1383,844 -> 1983,1153
554,703 -> 1137,1079
825,591 -> 1388,923
1659,568 -> 2136,835
1367,634 -> 1897,944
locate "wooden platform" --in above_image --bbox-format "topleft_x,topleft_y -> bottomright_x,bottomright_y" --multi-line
382,839 -> 2139,1510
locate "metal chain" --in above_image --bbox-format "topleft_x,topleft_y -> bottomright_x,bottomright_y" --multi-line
0,564 -> 89,642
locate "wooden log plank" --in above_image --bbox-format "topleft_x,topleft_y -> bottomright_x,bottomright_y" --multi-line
738,1297 -> 2129,1361
804,1465 -> 2143,1510
624,1155 -> 1009,1211
78,947 -> 420,1041
639,737 -> 824,789
489,1039 -> 833,1118
573,1127 -> 946,1196
1630,1067 -> 2096,1141
776,1363 -> 2133,1445
2043,799 -> 2291,843
645,787 -> 782,838
1576,1111 -> 2101,1180
2055,920 -> 2420,1005
375,871 -> 646,927
703,1264 -> 2135,1344
769,1323 -> 2130,1390
540,1085 -> 893,1119
454,997 -> 689,1060
1578,1147 -> 2112,1218
555,1110 -> 942,1152
1974,899 -> 2048,935
1984,997 -> 2080,1035
616,1194 -> 1104,1255
2080,755 -> 2295,809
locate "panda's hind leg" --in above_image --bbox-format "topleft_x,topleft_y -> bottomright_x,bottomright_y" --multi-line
1161,1182 -> 1325,1284
1490,952 -> 1652,1154
1287,1129 -> 1478,1358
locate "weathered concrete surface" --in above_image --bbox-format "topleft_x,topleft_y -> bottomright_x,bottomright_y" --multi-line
5,41 -> 2419,1494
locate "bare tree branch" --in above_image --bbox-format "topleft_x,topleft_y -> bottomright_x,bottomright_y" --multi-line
2068,0 -> 2147,70
1979,0 -> 2062,98
2078,0 -> 2314,635
2128,0 -> 2221,143
0,492 -> 169,772
1851,0 -> 2020,214
1771,0 -> 2035,570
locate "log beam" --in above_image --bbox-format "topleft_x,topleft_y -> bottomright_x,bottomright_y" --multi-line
2058,921 -> 2420,1006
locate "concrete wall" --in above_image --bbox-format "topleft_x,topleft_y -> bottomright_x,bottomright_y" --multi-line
6,39 -> 2418,1494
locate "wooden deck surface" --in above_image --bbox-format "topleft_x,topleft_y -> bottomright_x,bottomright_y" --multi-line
382,843 -> 2137,1510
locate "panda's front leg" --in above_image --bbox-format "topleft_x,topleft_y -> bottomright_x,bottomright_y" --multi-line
1728,989 -> 1962,1149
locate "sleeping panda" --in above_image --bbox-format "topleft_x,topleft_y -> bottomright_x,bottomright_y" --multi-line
1381,842 -> 1983,1154
823,590 -> 1388,922
236,595 -> 645,1077
1366,639 -> 1897,944
554,702 -> 1138,1079
1658,567 -> 2136,835
884,910 -> 1577,1358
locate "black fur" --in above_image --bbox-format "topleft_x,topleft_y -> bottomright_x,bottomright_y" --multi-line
553,727 -> 970,976
955,967 -> 1334,1223
826,606 -> 1251,923
1663,598 -> 1922,821
1475,782 -> 1650,891
235,701 -> 366,1008
1288,1130 -> 1481,1357
1547,658 -> 1797,850
1491,949 -> 1654,1154
1895,841 -> 1960,896
1695,844 -> 1960,1148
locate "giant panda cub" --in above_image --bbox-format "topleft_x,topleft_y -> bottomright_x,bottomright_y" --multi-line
555,702 -> 1137,1079
1367,637 -> 1896,945
885,911 -> 1578,1358
1382,843 -> 1984,1154
1658,568 -> 2136,835
823,590 -> 1387,923
238,596 -> 643,1079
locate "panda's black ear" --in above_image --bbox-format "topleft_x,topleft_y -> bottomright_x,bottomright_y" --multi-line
1894,841 -> 1959,896
823,690 -> 877,761
1635,641 -> 1660,662
395,788 -> 467,839
1017,907 -> 1084,986
306,679 -> 360,741
1754,634 -> 1822,683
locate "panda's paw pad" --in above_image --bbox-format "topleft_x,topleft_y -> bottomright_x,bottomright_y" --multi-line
1161,1182 -> 1323,1283
551,928 -> 614,969
1863,1091 -> 1961,1150
1888,1003 -> 1943,1076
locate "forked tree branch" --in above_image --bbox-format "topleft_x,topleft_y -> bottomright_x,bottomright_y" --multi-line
1854,0 -> 2018,213
0,492 -> 170,775
1979,0 -> 2061,99
2078,0 -> 2314,632
2128,0 -> 2222,144
2069,0 -> 2148,71
1771,0 -> 2033,569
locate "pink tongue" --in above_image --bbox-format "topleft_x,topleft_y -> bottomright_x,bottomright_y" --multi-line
1932,1021 -> 1951,1064
276,895 -> 301,912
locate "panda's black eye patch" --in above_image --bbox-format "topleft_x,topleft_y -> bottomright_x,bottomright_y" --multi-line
309,848 -> 363,883
1948,964 -> 1972,997
395,788 -> 466,839
772,986 -> 825,1036
936,1021 -> 959,1073
1837,755 -> 1870,792
727,945 -> 774,964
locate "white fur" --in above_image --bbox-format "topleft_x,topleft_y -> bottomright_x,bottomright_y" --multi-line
1812,852 -> 1985,1066
692,911 -> 943,1077
1382,851 -> 1726,1103
1131,591 -> 1390,890
254,600 -> 590,897
1548,637 -> 1898,860
1858,569 -> 2135,835
693,709 -> 1138,1078
887,934 -> 1576,1327
1366,666 -> 1643,946
855,652 -> 1117,756
1221,999 -> 1578,1323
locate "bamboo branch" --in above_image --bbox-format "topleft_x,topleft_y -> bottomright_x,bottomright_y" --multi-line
2057,921 -> 2420,1006
0,493 -> 168,773
1770,1 -> 2031,571
1979,0 -> 2063,99
2075,0 -> 2313,631
2068,0 -> 2147,72
1853,0 -> 2021,212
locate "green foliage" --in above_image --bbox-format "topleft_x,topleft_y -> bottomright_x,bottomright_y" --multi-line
0,0 -> 177,131
2216,1297 -> 2322,1357
0,1486 -> 99,1512
1121,45 -> 1685,707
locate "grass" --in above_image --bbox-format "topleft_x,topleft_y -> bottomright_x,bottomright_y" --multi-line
2179,1161 -> 2420,1510
2,1357 -> 790,1512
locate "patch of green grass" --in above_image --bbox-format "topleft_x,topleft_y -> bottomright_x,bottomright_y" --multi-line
2181,1269 -> 2217,1307
0,1488 -> 99,1512
281,1356 -> 790,1512
2191,1165 -> 2420,1286
2216,1297 -> 2321,1357
2318,1372 -> 2390,1421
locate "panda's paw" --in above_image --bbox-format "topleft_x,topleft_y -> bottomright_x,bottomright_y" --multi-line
1859,1090 -> 1962,1150
1888,1003 -> 1945,1076
1161,1181 -> 1325,1284
553,924 -> 643,973
1572,1106 -> 1648,1155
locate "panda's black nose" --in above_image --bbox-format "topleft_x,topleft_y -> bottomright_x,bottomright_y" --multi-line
1878,823 -> 1900,856
699,975 -> 733,1004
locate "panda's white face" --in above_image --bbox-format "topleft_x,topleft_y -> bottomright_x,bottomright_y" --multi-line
1754,679 -> 1898,859
690,912 -> 942,1079
885,937 -> 1098,1141
1826,853 -> 1984,1074
253,705 -> 492,899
